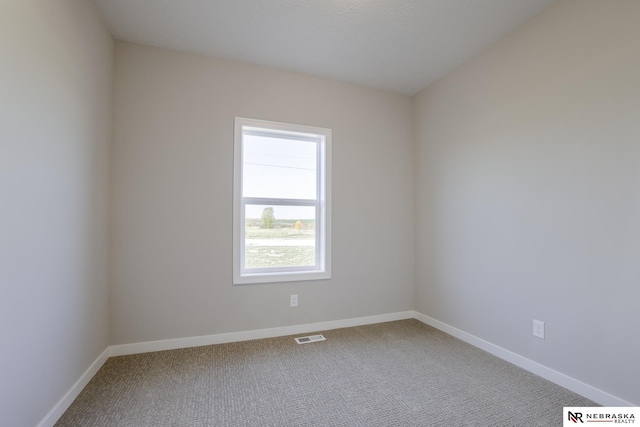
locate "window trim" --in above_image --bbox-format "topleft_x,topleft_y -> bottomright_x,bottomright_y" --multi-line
233,117 -> 331,285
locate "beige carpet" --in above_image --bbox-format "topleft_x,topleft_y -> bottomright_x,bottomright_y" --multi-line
56,319 -> 596,426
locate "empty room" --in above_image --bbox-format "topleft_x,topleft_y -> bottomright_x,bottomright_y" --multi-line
1,0 -> 638,426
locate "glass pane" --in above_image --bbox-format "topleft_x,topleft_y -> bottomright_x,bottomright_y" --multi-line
243,133 -> 317,200
244,205 -> 316,269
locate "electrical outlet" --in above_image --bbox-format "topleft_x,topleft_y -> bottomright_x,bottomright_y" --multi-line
290,294 -> 298,307
533,319 -> 545,339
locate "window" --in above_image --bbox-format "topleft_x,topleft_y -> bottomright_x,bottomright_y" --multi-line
233,117 -> 331,284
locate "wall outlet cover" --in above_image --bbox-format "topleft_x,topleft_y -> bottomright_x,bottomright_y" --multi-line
533,319 -> 545,339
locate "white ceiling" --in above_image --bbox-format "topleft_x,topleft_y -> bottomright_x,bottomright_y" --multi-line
93,0 -> 557,95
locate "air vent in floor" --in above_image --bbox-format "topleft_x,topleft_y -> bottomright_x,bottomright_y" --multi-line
295,334 -> 326,344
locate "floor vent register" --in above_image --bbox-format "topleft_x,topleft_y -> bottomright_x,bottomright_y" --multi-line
294,334 -> 326,344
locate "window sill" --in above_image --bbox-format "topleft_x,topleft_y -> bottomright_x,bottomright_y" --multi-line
233,270 -> 331,285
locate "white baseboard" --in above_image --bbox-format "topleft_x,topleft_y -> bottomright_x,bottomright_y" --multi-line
36,348 -> 109,427
109,311 -> 414,357
412,311 -> 635,407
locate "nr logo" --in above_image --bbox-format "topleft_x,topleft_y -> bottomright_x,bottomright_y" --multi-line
568,412 -> 583,423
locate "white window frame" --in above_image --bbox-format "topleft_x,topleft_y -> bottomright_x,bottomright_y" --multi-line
233,117 -> 331,285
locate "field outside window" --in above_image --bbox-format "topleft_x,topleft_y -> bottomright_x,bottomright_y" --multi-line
244,205 -> 316,269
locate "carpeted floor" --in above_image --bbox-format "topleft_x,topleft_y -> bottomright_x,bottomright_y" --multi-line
56,319 -> 596,426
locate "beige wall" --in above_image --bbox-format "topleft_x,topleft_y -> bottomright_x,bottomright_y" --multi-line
110,42 -> 415,345
0,1 -> 113,426
414,0 -> 640,405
